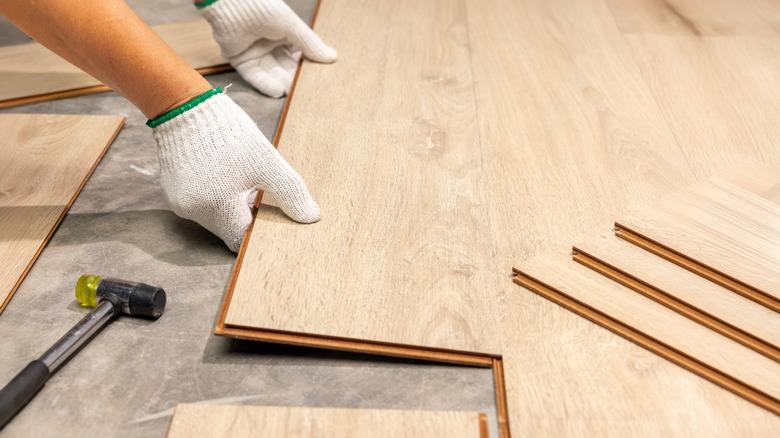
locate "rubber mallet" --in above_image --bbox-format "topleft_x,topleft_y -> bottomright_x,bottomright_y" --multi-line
0,275 -> 166,429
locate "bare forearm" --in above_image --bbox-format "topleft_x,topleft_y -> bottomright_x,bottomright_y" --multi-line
0,0 -> 211,118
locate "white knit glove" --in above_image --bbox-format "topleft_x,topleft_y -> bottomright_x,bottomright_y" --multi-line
148,88 -> 320,252
198,0 -> 337,97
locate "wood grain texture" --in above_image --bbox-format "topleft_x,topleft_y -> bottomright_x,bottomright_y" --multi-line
218,0 -> 780,435
512,249 -> 780,418
0,114 -> 125,314
618,34 -> 780,176
224,0 -> 504,355
573,232 -> 780,360
616,163 -> 780,304
605,0 -> 780,36
0,19 -> 228,108
165,404 -> 485,438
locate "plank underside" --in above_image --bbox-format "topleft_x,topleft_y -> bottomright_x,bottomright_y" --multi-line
219,0 -> 780,435
0,19 -> 228,108
0,114 -> 125,314
165,404 -> 486,438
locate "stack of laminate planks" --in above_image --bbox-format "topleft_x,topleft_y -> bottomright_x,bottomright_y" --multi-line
513,162 -> 780,415
0,114 -> 125,314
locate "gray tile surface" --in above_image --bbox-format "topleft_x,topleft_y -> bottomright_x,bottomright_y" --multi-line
0,1 -> 498,436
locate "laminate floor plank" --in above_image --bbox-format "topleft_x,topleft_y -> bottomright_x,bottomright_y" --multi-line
621,34 -> 780,175
0,114 -> 125,314
512,249 -> 780,420
617,164 -> 780,302
0,19 -> 227,108
223,0 -> 504,355
166,405 -> 486,438
573,231 -> 780,354
605,0 -> 780,37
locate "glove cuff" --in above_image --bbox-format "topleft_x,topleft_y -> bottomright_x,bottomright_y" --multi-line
146,88 -> 223,128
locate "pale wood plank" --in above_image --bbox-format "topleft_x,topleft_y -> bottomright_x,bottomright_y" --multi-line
225,0 -> 504,355
573,231 -> 780,355
0,114 -> 125,314
0,19 -> 227,107
621,34 -> 780,175
165,404 -> 485,438
617,164 -> 780,302
605,0 -> 780,37
512,249 -> 780,423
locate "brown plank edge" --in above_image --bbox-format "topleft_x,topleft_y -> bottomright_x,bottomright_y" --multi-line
614,225 -> 780,313
0,117 -> 126,314
0,65 -> 231,110
571,248 -> 780,362
478,413 -> 489,438
511,267 -> 780,416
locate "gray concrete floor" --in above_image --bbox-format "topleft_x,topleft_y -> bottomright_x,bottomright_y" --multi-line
0,1 -> 499,436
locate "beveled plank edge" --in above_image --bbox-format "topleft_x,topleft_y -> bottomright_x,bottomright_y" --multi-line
478,413 -> 489,438
511,267 -> 780,416
571,247 -> 780,362
614,224 -> 780,313
0,65 -> 231,110
215,324 -> 496,367
0,116 -> 126,315
492,358 -> 511,438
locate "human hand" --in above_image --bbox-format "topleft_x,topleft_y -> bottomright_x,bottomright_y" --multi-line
149,89 -> 320,252
198,0 -> 337,97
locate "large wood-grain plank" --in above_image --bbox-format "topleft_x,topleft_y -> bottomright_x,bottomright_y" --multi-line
165,405 -> 486,438
223,0 -> 504,355
0,114 -> 125,314
0,19 -> 228,108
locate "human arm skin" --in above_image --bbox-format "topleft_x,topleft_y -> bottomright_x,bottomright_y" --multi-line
0,0 -> 212,119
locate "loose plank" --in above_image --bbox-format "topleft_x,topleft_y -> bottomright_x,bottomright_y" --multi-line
0,19 -> 228,108
0,114 -> 125,314
512,249 -> 780,416
573,231 -> 780,358
166,404 -> 486,438
617,163 -> 780,304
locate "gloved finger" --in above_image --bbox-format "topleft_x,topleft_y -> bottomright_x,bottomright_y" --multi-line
286,19 -> 337,63
234,56 -> 287,98
214,189 -> 256,252
252,156 -> 321,224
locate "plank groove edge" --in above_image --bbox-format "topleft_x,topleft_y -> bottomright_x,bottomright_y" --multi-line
571,248 -> 780,362
614,225 -> 780,313
492,358 -> 511,438
511,268 -> 780,416
216,324 -> 495,367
